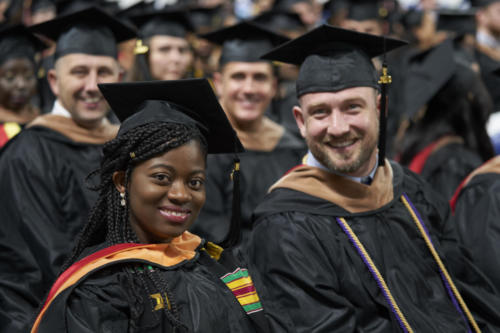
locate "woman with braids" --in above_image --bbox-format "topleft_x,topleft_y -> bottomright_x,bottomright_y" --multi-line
30,79 -> 277,333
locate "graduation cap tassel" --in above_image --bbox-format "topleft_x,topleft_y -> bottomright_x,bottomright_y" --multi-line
377,37 -> 391,167
220,155 -> 242,249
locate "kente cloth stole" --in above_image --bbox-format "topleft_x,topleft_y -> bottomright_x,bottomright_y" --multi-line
0,122 -> 21,146
220,267 -> 263,315
335,193 -> 481,333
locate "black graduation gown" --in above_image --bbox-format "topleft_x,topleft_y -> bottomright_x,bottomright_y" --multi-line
453,170 -> 500,288
33,237 -> 273,333
415,142 -> 483,200
0,124 -> 112,333
190,130 -> 306,245
246,161 -> 500,332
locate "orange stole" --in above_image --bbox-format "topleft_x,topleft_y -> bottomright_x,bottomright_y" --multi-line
31,233 -> 201,333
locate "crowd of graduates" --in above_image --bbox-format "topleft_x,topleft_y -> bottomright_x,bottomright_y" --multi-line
0,0 -> 500,332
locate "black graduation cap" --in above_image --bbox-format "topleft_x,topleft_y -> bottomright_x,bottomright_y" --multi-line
437,9 -> 476,36
29,6 -> 137,61
404,39 -> 456,119
346,0 -> 384,21
261,24 -> 407,96
0,24 -> 49,66
252,10 -> 306,33
98,78 -> 244,154
129,8 -> 194,39
189,5 -> 224,33
201,21 -> 290,66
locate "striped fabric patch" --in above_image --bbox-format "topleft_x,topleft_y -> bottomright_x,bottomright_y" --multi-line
0,122 -> 21,147
221,268 -> 263,314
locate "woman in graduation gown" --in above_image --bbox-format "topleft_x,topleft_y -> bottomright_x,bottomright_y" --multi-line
125,9 -> 194,82
0,25 -> 46,148
396,40 -> 495,200
30,79 -> 276,333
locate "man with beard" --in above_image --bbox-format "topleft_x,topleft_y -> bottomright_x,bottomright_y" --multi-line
245,25 -> 500,332
0,7 -> 136,333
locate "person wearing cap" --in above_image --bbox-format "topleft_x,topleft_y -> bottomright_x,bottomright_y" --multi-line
395,40 -> 495,201
0,7 -> 136,332
252,10 -> 307,139
126,8 -> 194,82
0,25 -> 47,148
30,78 -> 274,333
245,25 -> 500,332
189,21 -> 306,246
339,0 -> 386,36
189,4 -> 226,79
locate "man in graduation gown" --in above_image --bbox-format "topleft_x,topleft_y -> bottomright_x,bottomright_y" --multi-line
189,22 -> 306,246
246,25 -> 500,332
0,7 -> 136,333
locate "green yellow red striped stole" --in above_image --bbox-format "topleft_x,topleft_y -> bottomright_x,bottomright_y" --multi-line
0,122 -> 21,147
220,268 -> 263,315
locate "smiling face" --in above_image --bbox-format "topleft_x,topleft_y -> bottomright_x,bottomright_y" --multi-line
148,35 -> 193,81
0,58 -> 37,111
294,86 -> 380,177
214,61 -> 277,127
115,140 -> 207,244
48,53 -> 121,129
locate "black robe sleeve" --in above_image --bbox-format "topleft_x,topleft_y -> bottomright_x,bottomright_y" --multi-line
247,212 -> 368,333
452,173 -> 500,288
0,128 -> 101,333
420,144 -> 482,200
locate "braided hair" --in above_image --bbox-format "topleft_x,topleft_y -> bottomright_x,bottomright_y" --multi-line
63,121 -> 207,331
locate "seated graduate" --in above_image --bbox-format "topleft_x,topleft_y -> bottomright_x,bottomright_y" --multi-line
125,8 -> 194,82
395,39 -> 495,200
30,79 -> 273,333
190,21 -> 306,245
246,25 -> 500,332
450,155 -> 500,288
0,25 -> 47,148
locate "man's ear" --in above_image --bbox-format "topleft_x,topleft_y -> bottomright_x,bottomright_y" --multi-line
212,71 -> 222,97
47,68 -> 59,97
112,171 -> 126,194
293,105 -> 307,139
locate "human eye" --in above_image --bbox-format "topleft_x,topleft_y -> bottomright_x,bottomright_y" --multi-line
98,67 -> 113,77
70,67 -> 87,77
151,173 -> 172,184
188,178 -> 205,191
310,107 -> 329,117
3,71 -> 15,82
231,72 -> 245,81
254,73 -> 268,82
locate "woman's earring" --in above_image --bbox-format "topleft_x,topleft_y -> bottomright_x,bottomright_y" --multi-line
120,192 -> 126,207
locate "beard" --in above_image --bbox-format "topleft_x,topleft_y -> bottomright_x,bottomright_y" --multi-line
307,130 -> 378,175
